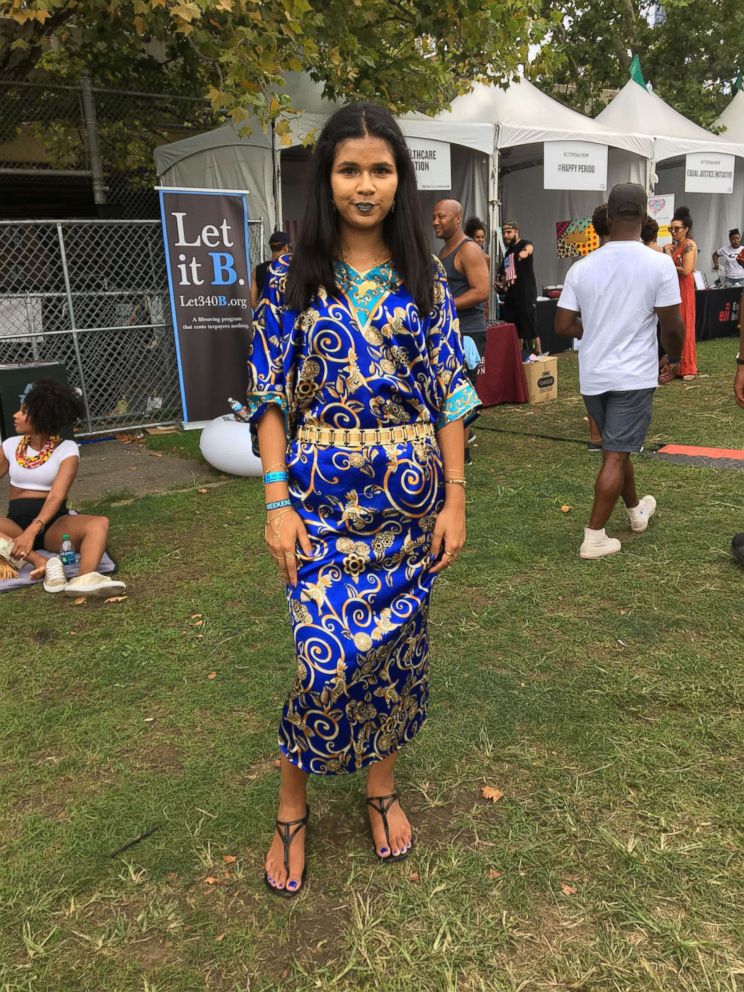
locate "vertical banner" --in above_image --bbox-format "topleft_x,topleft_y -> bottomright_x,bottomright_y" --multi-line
647,194 -> 675,246
159,188 -> 251,425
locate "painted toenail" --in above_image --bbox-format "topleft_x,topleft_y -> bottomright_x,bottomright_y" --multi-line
380,847 -> 389,855
288,881 -> 297,889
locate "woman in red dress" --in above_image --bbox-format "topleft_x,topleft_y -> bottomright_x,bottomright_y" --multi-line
664,206 -> 697,379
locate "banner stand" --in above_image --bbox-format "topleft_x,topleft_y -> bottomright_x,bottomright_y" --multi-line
157,186 -> 253,426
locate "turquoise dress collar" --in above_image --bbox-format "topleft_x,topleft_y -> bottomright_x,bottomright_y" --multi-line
334,259 -> 399,329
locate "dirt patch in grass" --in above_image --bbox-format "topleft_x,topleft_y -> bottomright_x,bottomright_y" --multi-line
128,935 -> 172,969
140,742 -> 183,773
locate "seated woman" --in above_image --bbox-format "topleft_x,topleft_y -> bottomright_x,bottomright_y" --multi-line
0,379 -> 126,597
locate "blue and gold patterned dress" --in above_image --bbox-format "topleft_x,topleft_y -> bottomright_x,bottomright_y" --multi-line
246,253 -> 479,775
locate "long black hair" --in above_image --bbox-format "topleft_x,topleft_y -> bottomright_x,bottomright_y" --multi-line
23,379 -> 85,435
285,102 -> 434,315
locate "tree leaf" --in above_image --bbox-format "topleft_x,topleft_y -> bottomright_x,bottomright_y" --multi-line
481,786 -> 504,803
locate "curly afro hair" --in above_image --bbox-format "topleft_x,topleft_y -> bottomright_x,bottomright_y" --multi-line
22,379 -> 85,436
464,216 -> 486,239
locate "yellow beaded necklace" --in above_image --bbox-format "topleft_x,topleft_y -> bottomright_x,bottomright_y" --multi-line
15,434 -> 61,469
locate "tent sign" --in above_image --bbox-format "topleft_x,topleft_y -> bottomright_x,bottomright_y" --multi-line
684,152 -> 734,193
407,137 -> 451,191
158,188 -> 252,425
647,194 -> 675,246
543,141 -> 608,191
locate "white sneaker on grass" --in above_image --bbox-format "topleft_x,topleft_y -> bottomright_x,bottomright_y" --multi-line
580,527 -> 621,559
42,556 -> 67,593
627,495 -> 657,533
64,572 -> 127,598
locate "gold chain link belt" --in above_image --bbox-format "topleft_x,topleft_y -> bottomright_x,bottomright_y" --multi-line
294,421 -> 435,448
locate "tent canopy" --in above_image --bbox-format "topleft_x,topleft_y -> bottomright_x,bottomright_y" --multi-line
154,74 -> 494,249
597,79 -> 744,163
715,88 -> 744,142
436,77 -> 652,160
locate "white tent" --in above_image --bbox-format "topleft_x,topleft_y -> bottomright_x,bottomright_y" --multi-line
716,88 -> 744,141
154,119 -> 277,233
435,77 -> 653,288
597,80 -> 744,280
597,79 -> 744,163
154,73 -> 495,257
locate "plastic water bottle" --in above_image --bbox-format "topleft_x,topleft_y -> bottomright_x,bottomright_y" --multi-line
60,534 -> 76,574
228,397 -> 249,422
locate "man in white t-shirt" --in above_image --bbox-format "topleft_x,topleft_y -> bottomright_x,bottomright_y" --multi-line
555,182 -> 685,559
712,229 -> 744,288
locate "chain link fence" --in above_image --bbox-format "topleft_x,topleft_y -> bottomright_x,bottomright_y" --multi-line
0,77 -> 222,218
0,218 -> 265,436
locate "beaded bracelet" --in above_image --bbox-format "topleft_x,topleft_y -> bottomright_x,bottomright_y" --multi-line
445,478 -> 467,489
266,498 -> 292,511
263,470 -> 289,485
263,461 -> 287,475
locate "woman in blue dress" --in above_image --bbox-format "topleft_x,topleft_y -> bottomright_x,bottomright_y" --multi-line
246,103 -> 480,896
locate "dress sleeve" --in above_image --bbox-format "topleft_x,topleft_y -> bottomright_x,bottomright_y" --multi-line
428,258 -> 481,429
245,255 -> 290,435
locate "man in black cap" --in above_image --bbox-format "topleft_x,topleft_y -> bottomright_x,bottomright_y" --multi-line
555,182 -> 685,559
250,231 -> 291,309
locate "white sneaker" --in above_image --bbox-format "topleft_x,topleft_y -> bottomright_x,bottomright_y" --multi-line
64,571 -> 127,598
42,556 -> 67,593
580,527 -> 621,559
627,495 -> 657,533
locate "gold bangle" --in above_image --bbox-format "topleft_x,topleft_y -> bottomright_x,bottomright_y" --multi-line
445,478 -> 467,489
34,518 -> 46,531
263,461 -> 287,475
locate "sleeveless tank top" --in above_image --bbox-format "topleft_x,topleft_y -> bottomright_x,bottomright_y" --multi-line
439,238 -> 486,335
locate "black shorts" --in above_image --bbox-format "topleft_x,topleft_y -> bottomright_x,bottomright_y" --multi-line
6,498 -> 69,551
582,389 -> 655,453
502,299 -> 537,341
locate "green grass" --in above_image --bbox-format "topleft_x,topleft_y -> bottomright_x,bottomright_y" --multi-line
143,428 -> 204,462
1,337 -> 743,992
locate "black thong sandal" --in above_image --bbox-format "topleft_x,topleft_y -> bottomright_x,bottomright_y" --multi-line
366,792 -> 413,863
264,806 -> 309,898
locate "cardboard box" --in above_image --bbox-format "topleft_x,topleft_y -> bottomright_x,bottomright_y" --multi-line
524,355 -> 558,405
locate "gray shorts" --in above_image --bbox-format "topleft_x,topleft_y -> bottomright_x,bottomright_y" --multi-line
582,388 -> 655,453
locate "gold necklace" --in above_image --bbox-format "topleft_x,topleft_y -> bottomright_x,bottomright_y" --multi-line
340,247 -> 391,273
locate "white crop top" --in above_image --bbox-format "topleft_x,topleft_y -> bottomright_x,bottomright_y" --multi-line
2,435 -> 79,492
